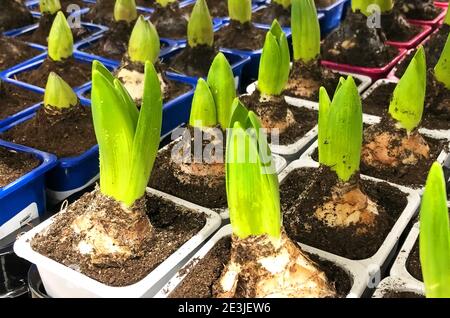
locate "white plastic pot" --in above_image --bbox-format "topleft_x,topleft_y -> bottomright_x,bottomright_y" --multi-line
13,188 -> 222,298
155,224 -> 370,298
372,276 -> 424,298
277,158 -> 421,292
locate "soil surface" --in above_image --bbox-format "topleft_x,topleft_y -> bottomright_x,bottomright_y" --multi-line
395,0 -> 441,21
395,25 -> 450,78
16,56 -> 91,89
381,290 -> 424,298
215,21 -> 266,51
167,45 -> 218,77
322,10 -> 398,67
280,166 -> 408,260
406,240 -> 422,281
18,13 -> 91,46
0,0 -> 34,32
31,190 -> 206,286
0,36 -> 41,70
381,7 -> 422,42
0,146 -> 40,187
150,126 -> 227,210
150,2 -> 188,39
363,80 -> 450,131
0,82 -> 42,120
84,0 -> 115,25
361,117 -> 447,188
253,3 -> 291,27
241,90 -> 318,145
285,60 -> 341,102
2,103 -> 96,158
169,236 -> 352,298
83,21 -> 134,61
181,0 -> 228,18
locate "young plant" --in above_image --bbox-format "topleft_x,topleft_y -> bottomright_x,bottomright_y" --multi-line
228,0 -> 252,24
351,0 -> 393,16
444,6 -> 450,26
187,0 -> 213,48
128,15 -> 160,64
388,46 -> 426,132
155,0 -> 177,7
419,162 -> 450,298
216,98 -> 336,297
48,11 -> 73,62
291,0 -> 320,63
40,0 -> 61,14
114,0 -> 137,23
43,72 -> 77,110
273,0 -> 291,9
434,33 -> 450,90
189,78 -> 217,129
258,20 -> 290,97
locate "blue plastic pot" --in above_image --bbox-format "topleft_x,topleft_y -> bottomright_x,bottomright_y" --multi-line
317,0 -> 347,35
2,52 -> 117,95
0,99 -> 100,204
162,47 -> 251,90
0,140 -> 56,240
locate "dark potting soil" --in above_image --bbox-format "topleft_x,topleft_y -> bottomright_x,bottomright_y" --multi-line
18,13 -> 91,46
395,25 -> 450,78
136,0 -> 158,7
240,90 -> 318,145
0,0 -> 34,32
361,118 -> 447,188
0,147 -> 40,188
169,236 -> 352,298
285,60 -> 341,102
381,290 -> 425,298
181,0 -> 228,18
167,45 -> 218,78
395,0 -> 441,21
0,36 -> 41,70
84,0 -> 115,25
406,240 -> 423,281
322,10 -> 399,67
150,3 -> 189,39
381,8 -> 422,42
363,80 -> 450,131
253,3 -> 291,27
2,103 -> 96,158
0,82 -> 41,120
16,56 -> 91,89
315,0 -> 338,8
280,166 -> 408,260
149,127 -> 227,210
214,21 -> 266,51
31,190 -> 206,287
83,21 -> 134,61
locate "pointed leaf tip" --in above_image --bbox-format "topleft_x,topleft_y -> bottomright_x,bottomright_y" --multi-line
48,11 -> 73,61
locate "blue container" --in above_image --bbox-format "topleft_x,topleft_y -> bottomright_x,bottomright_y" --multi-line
1,52 -> 117,95
0,140 -> 56,240
162,47 -> 251,90
0,99 -> 100,204
317,0 -> 347,36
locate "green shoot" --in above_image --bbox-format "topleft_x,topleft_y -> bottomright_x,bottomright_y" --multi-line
189,78 -> 217,128
389,46 -> 426,132
291,0 -> 320,63
207,53 -> 236,129
128,16 -> 160,64
155,0 -> 177,7
188,0 -> 214,48
228,0 -> 252,24
43,72 -> 77,110
352,0 -> 393,15
48,11 -> 73,62
444,6 -> 450,26
91,60 -> 162,207
434,33 -> 450,90
273,0 -> 291,9
226,98 -> 281,239
318,76 -> 362,182
114,0 -> 137,23
420,162 -> 450,298
258,20 -> 290,96
40,0 -> 61,14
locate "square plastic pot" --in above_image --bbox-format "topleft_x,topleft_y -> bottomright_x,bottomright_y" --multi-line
0,100 -> 100,204
317,0 -> 348,36
13,187 -> 221,298
321,48 -> 407,81
0,140 -> 57,240
435,1 -> 449,8
371,276 -> 424,298
278,158 -> 421,287
407,5 -> 448,28
386,24 -> 433,49
155,224 -> 373,298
